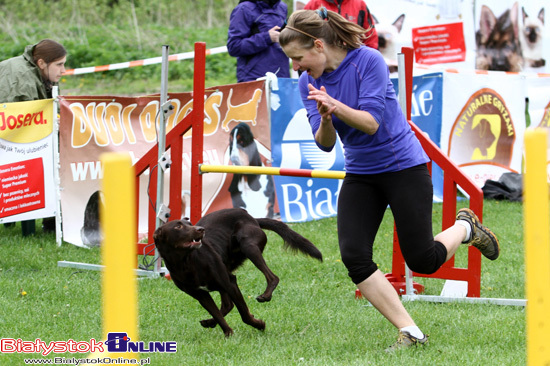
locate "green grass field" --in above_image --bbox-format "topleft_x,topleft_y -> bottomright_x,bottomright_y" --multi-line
0,199 -> 526,365
0,1 -> 528,364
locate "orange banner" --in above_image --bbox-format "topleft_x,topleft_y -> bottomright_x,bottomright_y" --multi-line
58,80 -> 271,247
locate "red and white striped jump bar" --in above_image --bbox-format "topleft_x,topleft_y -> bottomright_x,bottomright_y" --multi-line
200,164 -> 345,179
63,46 -> 228,76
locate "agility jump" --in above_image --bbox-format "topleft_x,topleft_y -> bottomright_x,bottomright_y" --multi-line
199,164 -> 345,179
89,40 -> 544,361
132,44 -> 518,304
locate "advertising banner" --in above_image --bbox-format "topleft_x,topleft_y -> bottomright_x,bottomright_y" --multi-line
58,80 -> 270,247
526,74 -> 550,179
270,74 -> 444,222
440,70 -> 526,187
270,78 -> 345,222
0,99 -> 57,223
474,0 -> 549,73
368,0 -> 476,69
412,22 -> 466,65
392,72 -> 444,201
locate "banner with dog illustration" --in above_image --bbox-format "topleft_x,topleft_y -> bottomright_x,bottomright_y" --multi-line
440,70 -> 526,187
353,0 -> 477,69
0,99 -> 57,223
58,80 -> 271,247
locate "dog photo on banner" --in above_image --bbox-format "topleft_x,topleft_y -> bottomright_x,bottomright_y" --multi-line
58,80 -> 272,248
475,0 -> 547,73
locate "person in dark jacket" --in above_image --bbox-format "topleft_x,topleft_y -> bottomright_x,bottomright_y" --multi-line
0,39 -> 66,235
0,39 -> 67,102
227,0 -> 290,82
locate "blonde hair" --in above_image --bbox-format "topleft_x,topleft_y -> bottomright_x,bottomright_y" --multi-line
280,8 -> 367,50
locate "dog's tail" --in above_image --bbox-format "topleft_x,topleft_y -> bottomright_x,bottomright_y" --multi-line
256,218 -> 322,261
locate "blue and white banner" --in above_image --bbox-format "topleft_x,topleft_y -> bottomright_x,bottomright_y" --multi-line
270,74 -> 444,223
270,78 -> 345,222
392,72 -> 444,201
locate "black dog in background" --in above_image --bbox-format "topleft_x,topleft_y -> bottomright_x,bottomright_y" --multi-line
153,208 -> 323,337
228,122 -> 276,218
81,190 -> 104,247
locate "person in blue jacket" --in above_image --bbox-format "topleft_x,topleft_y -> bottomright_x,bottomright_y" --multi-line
279,8 -> 500,351
227,0 -> 290,82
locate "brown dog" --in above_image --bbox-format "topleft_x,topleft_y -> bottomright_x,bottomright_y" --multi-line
153,208 -> 322,337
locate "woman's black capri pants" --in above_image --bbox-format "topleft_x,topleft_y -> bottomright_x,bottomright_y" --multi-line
337,164 -> 448,284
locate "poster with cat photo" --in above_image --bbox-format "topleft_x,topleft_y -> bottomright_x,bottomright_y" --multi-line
474,0 -> 548,73
294,0 -> 547,73
294,0 -> 477,68
367,0 -> 475,68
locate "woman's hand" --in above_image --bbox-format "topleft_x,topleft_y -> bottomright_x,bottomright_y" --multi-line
308,84 -> 336,122
268,26 -> 281,43
308,84 -> 337,148
307,83 -> 379,135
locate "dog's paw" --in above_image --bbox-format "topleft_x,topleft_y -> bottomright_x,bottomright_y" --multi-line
256,294 -> 272,303
224,329 -> 234,337
254,318 -> 266,331
200,318 -> 217,328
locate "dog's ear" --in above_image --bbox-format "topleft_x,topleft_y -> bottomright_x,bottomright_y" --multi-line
479,5 -> 497,44
393,14 -> 405,33
183,217 -> 193,225
153,226 -> 163,244
510,2 -> 520,39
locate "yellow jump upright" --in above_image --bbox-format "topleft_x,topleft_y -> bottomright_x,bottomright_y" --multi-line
100,152 -> 138,359
523,128 -> 550,365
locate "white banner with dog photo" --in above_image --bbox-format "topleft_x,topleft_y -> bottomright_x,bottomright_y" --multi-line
367,0 -> 477,69
297,0 -> 548,74
475,0 -> 548,73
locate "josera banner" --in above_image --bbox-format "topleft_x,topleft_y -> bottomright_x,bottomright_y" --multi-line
0,99 -> 57,223
58,80 -> 271,247
270,78 -> 345,222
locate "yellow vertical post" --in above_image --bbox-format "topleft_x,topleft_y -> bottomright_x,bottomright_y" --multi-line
524,128 -> 550,365
100,152 -> 138,359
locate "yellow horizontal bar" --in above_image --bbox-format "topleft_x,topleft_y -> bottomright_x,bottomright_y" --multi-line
199,164 -> 345,180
